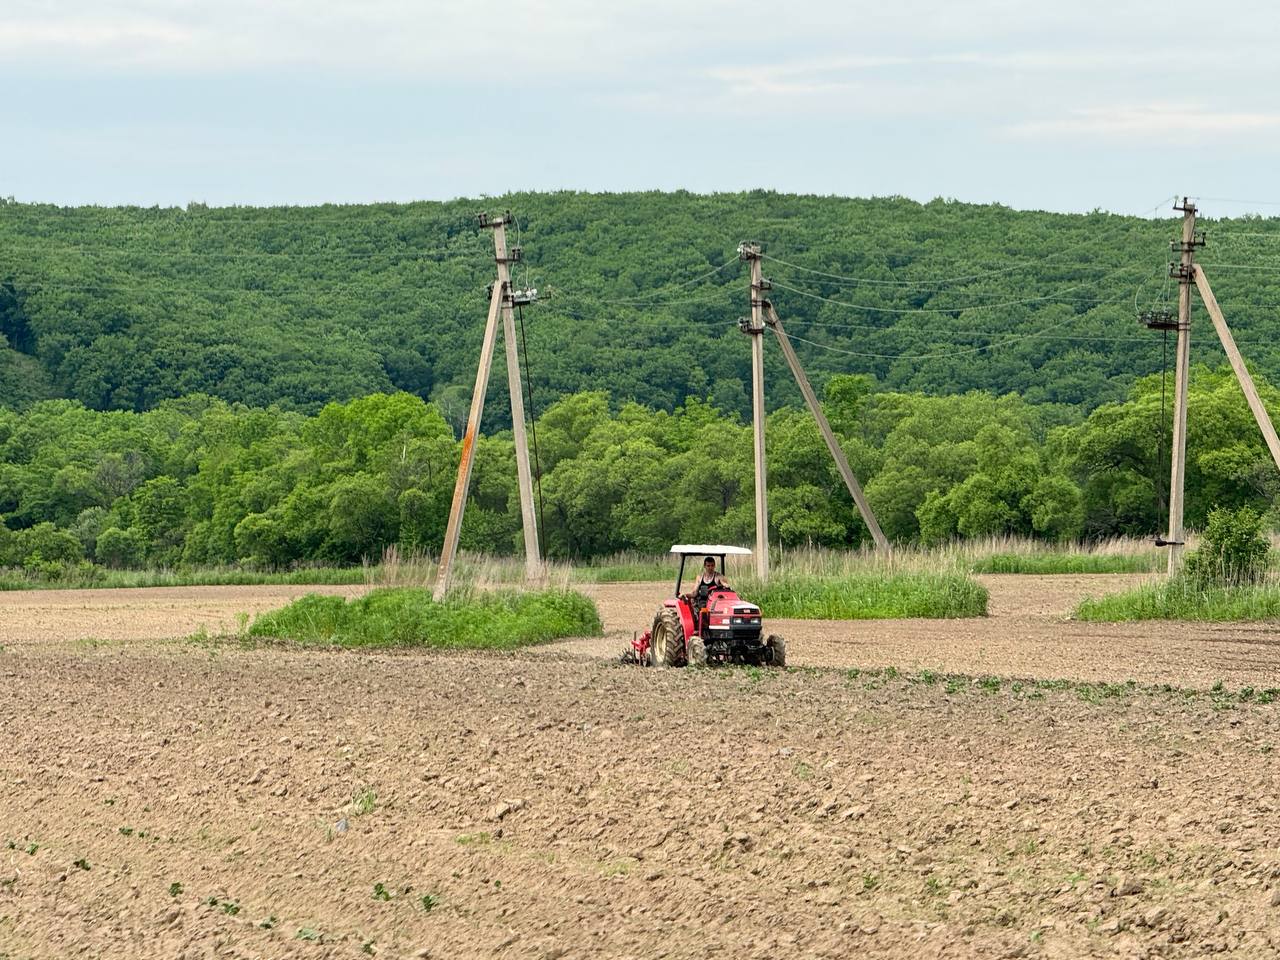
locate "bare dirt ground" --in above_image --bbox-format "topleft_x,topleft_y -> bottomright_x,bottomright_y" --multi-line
564,575 -> 1280,690
3,576 -> 1280,959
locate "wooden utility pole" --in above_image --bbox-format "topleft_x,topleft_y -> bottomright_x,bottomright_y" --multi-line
1195,268 -> 1280,473
435,212 -> 542,600
1166,199 -> 1199,574
762,302 -> 890,551
740,242 -> 770,581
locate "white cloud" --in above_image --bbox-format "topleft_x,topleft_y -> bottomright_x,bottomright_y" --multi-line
0,1 -> 744,74
1006,104 -> 1280,143
0,16 -> 194,65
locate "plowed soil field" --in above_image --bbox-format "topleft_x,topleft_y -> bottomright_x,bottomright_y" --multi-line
3,575 -> 1280,959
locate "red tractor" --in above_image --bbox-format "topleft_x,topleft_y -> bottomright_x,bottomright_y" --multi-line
623,545 -> 786,668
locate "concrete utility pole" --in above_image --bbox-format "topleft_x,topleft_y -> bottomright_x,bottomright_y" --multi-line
739,242 -> 770,582
762,302 -> 890,552
495,224 -> 543,583
1166,198 -> 1200,575
1195,268 -> 1280,474
435,212 -> 542,600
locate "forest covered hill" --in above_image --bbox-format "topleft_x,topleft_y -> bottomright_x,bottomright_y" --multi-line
4,192 -> 1277,424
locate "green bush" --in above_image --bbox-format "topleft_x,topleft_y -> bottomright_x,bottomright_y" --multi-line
15,523 -> 84,565
96,527 -> 146,569
17,557 -> 102,584
1183,505 -> 1272,587
248,587 -> 603,649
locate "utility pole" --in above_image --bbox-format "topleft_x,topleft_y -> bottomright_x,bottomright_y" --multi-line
495,222 -> 543,584
1166,198 -> 1202,575
435,212 -> 542,600
761,302 -> 890,551
1195,268 -> 1280,473
739,242 -> 770,582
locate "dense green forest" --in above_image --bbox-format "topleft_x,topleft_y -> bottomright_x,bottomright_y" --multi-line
4,192 -> 1280,423
2,368 -> 1278,573
4,192 -> 1280,572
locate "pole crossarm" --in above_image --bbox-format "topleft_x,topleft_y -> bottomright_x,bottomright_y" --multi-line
762,303 -> 890,552
1194,268 -> 1280,474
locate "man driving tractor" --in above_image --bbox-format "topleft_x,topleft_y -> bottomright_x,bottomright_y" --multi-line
622,544 -> 784,668
687,555 -> 727,621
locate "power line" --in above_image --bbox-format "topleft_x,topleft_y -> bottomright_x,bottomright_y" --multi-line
767,263 -> 1147,316
781,311 -> 1124,362
524,293 -> 1162,346
0,210 -> 464,224
578,256 -> 740,304
9,279 -> 415,300
759,248 -> 1137,290
1195,196 -> 1280,208
1196,262 -> 1280,272
557,285 -> 738,308
526,297 -> 1280,356
753,196 -> 1177,290
0,244 -> 458,263
736,262 -> 1165,362
778,317 -> 1154,343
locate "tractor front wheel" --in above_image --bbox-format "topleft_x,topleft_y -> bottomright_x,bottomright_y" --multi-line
686,635 -> 707,667
766,634 -> 786,668
650,606 -> 685,667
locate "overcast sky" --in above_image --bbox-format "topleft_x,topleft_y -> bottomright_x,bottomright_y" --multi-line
3,0 -> 1279,215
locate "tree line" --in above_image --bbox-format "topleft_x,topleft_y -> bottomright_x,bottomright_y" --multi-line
2,367 -> 1277,573
4,192 -> 1278,423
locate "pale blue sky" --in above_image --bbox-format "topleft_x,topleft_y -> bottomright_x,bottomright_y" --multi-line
4,0 -> 1280,215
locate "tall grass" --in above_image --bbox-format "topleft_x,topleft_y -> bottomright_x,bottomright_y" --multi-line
0,535 -> 1186,593
971,552 -> 1163,575
248,586 -> 602,649
741,572 -> 988,620
570,552 -> 675,583
0,564 -> 368,591
1075,577 -> 1280,622
966,535 -> 1170,574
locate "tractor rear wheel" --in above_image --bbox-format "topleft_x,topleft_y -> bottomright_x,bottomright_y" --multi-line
766,634 -> 786,668
686,635 -> 707,668
650,607 -> 685,667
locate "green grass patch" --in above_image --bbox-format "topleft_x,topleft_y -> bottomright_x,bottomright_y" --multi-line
1075,579 -> 1280,622
247,586 -> 602,649
972,552 -> 1162,575
742,573 -> 987,620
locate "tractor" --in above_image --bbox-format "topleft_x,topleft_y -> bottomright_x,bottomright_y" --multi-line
622,545 -> 785,668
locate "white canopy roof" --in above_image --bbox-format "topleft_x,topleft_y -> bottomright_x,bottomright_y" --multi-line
670,544 -> 753,556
